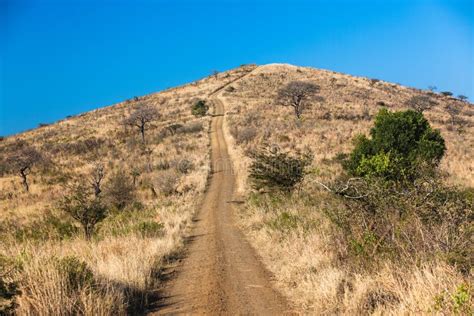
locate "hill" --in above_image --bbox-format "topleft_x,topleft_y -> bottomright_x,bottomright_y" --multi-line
0,63 -> 472,314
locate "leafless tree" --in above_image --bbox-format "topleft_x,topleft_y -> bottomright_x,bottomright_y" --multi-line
276,81 -> 321,119
6,144 -> 43,192
405,95 -> 438,113
428,85 -> 437,92
124,104 -> 160,143
90,163 -> 105,197
446,104 -> 461,128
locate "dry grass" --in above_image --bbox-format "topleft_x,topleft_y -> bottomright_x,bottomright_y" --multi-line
221,64 -> 473,314
0,65 -> 257,314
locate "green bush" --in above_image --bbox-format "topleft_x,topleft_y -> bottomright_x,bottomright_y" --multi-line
324,174 -> 473,270
12,212 -> 78,242
249,147 -> 312,192
99,208 -> 163,238
0,255 -> 20,315
54,256 -> 94,291
59,183 -> 108,240
191,100 -> 209,117
344,109 -> 445,181
268,212 -> 299,232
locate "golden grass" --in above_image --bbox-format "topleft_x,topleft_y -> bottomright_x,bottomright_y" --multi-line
221,64 -> 473,314
0,64 -> 257,314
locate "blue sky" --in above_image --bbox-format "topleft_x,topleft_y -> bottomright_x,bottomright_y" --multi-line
1,0 -> 473,136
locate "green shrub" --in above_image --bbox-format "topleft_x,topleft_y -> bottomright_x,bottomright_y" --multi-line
344,109 -> 445,181
323,174 -> 473,269
249,147 -> 313,192
0,255 -> 20,315
59,183 -> 108,240
268,212 -> 299,232
433,283 -> 473,314
135,221 -> 164,238
12,212 -> 78,242
54,256 -> 94,291
99,208 -> 163,238
191,100 -> 209,117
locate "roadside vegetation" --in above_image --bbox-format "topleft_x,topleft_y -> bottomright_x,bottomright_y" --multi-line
0,65 -> 257,314
223,64 -> 473,314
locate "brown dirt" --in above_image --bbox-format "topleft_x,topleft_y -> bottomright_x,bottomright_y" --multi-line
148,89 -> 294,314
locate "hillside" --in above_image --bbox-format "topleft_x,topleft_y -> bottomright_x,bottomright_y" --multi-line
1,63 -> 472,314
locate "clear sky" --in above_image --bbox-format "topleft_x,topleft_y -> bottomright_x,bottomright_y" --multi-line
1,0 -> 473,136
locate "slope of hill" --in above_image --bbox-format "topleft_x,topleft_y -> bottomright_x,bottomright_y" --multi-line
0,65 -> 256,314
219,64 -> 473,314
0,63 -> 472,314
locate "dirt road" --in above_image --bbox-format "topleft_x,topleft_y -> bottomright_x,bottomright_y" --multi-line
150,93 -> 292,315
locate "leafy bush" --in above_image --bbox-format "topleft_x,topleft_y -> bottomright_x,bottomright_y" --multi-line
249,147 -> 312,192
99,208 -> 163,238
191,100 -> 209,117
323,174 -> 473,270
10,212 -> 78,242
344,109 -> 446,181
0,255 -> 20,315
54,256 -> 94,291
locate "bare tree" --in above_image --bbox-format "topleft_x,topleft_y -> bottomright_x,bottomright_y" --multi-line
276,81 -> 321,119
428,85 -> 437,92
89,163 -> 105,197
405,95 -> 438,113
6,144 -> 43,192
124,104 -> 160,143
446,104 -> 461,128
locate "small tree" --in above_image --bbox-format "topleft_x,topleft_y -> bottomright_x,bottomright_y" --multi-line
428,85 -> 437,92
445,104 -> 461,129
344,109 -> 446,181
458,95 -> 468,102
276,81 -> 320,119
124,104 -> 160,143
59,183 -> 107,240
104,170 -> 135,210
6,144 -> 43,192
191,100 -> 209,117
441,91 -> 453,97
405,95 -> 437,113
249,146 -> 313,192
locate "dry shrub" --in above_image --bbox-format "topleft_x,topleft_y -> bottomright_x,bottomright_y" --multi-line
104,170 -> 136,210
235,126 -> 257,144
155,170 -> 180,196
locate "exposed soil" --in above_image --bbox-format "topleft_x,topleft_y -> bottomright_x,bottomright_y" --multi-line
148,87 -> 293,314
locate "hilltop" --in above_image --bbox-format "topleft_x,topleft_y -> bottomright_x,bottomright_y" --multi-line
0,63 -> 472,314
